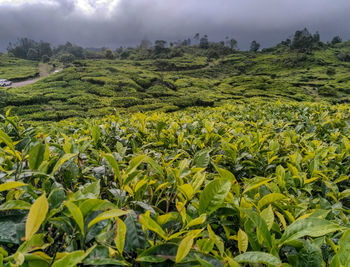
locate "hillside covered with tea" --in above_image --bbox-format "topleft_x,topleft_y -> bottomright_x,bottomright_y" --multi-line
1,31 -> 350,121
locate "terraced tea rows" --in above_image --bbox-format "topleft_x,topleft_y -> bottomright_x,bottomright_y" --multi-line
2,41 -> 350,121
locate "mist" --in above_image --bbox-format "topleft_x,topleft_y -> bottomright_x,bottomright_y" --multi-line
1,0 -> 350,51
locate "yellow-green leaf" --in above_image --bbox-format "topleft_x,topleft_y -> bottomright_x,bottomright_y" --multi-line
237,229 -> 248,253
65,201 -> 85,235
51,251 -> 85,267
104,153 -> 121,183
0,181 -> 26,192
114,217 -> 126,255
26,194 -> 49,241
139,212 -> 167,240
176,229 -> 202,263
178,184 -> 194,200
176,234 -> 194,263
28,142 -> 46,170
0,129 -> 16,153
185,214 -> 207,229
257,193 -> 286,210
214,165 -> 240,197
260,205 -> 274,230
275,210 -> 287,230
51,153 -> 77,175
199,178 -> 231,214
234,252 -> 282,266
124,155 -> 147,177
207,224 -> 224,255
243,178 -> 272,195
88,209 -> 128,229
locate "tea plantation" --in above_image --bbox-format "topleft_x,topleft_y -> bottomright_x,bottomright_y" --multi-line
1,41 -> 350,121
0,54 -> 39,82
0,40 -> 350,267
0,102 -> 349,266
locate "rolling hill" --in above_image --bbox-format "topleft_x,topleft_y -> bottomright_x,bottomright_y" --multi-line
1,41 -> 350,121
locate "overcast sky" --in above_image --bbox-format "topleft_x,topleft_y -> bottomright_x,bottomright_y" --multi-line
0,0 -> 350,51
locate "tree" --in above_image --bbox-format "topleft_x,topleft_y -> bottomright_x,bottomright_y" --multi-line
120,50 -> 130,59
38,41 -> 52,57
115,46 -> 123,54
194,33 -> 200,44
331,36 -> 342,45
199,35 -> 209,49
7,38 -> 39,59
140,39 -> 152,50
155,40 -> 167,49
59,53 -> 75,64
154,40 -> 167,54
281,38 -> 291,47
182,38 -> 191,46
27,48 -> 39,60
54,42 -> 85,59
291,28 -> 321,53
228,38 -> 238,50
104,49 -> 114,59
250,40 -> 260,52
207,50 -> 219,60
313,31 -> 320,42
41,55 -> 50,63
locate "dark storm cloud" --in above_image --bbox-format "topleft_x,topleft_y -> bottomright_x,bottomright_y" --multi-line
1,0 -> 350,51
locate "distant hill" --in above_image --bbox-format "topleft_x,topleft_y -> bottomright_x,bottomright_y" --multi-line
1,41 -> 350,121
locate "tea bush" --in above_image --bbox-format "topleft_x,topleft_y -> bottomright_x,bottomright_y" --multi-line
0,102 -> 349,266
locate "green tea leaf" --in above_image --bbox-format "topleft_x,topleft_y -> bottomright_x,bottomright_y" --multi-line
104,153 -> 121,183
139,212 -> 167,240
330,229 -> 350,267
214,165 -> 240,197
258,193 -> 286,210
28,142 -> 46,170
241,208 -> 273,249
0,129 -> 16,153
176,229 -> 202,263
199,178 -> 231,214
237,229 -> 248,253
65,201 -> 85,235
51,251 -> 85,267
176,234 -> 194,263
193,149 -> 211,168
51,153 -> 77,175
0,200 -> 31,211
26,193 -> 49,241
260,205 -> 274,230
243,178 -> 272,195
88,209 -> 128,229
115,217 -> 127,255
0,181 -> 26,192
185,214 -> 207,229
234,252 -> 282,266
92,125 -> 101,145
279,217 -> 344,246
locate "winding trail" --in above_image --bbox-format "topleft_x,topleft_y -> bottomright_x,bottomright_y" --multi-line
7,63 -> 62,88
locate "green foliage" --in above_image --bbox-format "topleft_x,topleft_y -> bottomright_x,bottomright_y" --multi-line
3,41 -> 350,120
0,102 -> 348,266
0,54 -> 39,81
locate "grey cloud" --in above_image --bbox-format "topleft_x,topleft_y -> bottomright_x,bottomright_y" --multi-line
1,0 -> 350,51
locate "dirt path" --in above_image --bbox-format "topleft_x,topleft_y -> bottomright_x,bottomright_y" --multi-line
8,63 -> 62,88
